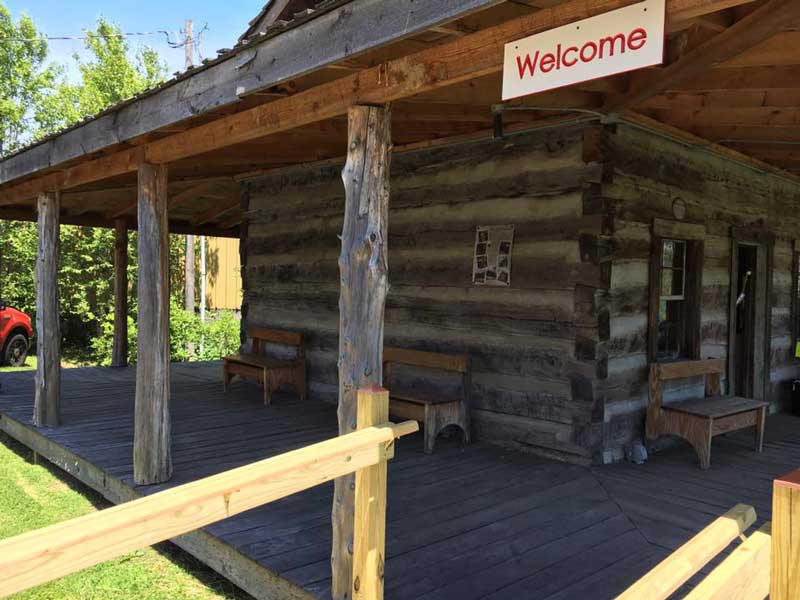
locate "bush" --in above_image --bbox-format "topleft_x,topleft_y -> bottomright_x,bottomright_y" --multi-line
90,304 -> 241,366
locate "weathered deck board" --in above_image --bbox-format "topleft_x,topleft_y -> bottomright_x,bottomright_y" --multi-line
1,362 -> 798,600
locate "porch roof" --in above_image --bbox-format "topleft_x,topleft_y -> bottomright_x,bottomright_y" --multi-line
0,0 -> 798,237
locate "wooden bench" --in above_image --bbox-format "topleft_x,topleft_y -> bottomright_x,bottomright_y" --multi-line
223,327 -> 306,405
383,347 -> 471,454
647,358 -> 767,470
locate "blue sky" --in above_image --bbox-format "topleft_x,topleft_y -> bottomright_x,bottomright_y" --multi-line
5,0 -> 268,79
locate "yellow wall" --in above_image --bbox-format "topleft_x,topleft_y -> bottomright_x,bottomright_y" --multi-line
205,237 -> 242,310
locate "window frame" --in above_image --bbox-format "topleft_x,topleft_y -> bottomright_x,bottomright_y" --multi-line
648,219 -> 705,363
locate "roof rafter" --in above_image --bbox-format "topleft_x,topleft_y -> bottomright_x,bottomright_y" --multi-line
611,0 -> 800,110
1,0 -> 739,204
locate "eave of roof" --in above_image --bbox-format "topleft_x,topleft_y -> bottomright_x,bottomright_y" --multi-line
0,0 -> 353,165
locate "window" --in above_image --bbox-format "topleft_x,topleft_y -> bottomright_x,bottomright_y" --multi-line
648,220 -> 705,363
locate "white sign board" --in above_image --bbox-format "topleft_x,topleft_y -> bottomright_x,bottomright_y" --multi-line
502,0 -> 665,100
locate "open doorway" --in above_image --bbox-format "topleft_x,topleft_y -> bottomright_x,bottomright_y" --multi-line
728,230 -> 773,402
733,244 -> 757,397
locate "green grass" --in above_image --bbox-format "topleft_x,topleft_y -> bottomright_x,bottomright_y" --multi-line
0,356 -> 37,373
0,433 -> 254,599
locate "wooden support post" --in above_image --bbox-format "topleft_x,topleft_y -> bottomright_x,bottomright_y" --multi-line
771,470 -> 800,600
332,104 -> 392,600
33,191 -> 61,428
134,163 -> 172,485
112,219 -> 128,367
352,387 -> 389,600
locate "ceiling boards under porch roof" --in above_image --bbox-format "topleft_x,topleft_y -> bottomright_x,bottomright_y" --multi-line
0,0 -> 798,237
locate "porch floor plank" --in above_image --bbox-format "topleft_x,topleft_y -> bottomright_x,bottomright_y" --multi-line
0,362 -> 797,600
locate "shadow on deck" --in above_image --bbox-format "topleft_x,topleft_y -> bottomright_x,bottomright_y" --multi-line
0,362 -> 797,599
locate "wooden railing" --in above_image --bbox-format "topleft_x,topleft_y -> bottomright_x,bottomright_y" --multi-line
617,468 -> 800,600
0,388 -> 417,600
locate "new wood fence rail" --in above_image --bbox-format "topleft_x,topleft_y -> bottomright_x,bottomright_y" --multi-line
618,466 -> 800,600
0,387 -> 416,600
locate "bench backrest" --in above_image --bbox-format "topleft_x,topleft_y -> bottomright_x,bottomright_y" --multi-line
649,358 -> 724,412
383,347 -> 471,404
247,327 -> 305,358
383,347 -> 469,373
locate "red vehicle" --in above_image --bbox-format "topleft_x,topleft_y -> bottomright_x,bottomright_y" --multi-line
0,300 -> 33,367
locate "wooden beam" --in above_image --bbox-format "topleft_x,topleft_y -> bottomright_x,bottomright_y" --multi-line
134,163 -> 172,486
772,470 -> 800,600
111,219 -> 128,368
0,0 -> 730,201
684,522 -> 771,600
673,65 -> 800,91
616,504 -> 757,600
332,104 -> 392,600
614,0 -> 800,109
0,0 -> 508,185
0,419 -> 418,598
33,191 -> 61,428
0,207 -> 240,238
191,194 -> 241,226
620,111 -> 800,182
352,388 -> 390,600
667,0 -> 757,24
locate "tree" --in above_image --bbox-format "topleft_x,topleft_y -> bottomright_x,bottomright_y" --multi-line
35,17 -> 166,136
0,4 -> 58,154
1,15 -> 172,364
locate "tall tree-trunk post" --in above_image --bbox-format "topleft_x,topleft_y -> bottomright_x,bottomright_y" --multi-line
332,104 -> 392,600
33,191 -> 61,428
134,163 -> 172,485
112,219 -> 129,367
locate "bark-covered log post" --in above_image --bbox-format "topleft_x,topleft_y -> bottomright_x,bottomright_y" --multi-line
331,104 -> 392,600
112,219 -> 129,368
134,163 -> 173,485
33,191 -> 61,428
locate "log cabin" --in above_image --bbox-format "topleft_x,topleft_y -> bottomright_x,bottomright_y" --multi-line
1,0 -> 800,597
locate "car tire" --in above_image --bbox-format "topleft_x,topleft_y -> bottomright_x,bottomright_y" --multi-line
3,333 -> 29,367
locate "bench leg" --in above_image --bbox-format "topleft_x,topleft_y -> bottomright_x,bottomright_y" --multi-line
294,364 -> 307,402
223,365 -> 233,392
423,405 -> 438,455
755,407 -> 766,453
263,369 -> 271,406
685,418 -> 713,470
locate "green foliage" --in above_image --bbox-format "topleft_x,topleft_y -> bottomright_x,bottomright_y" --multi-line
0,433 -> 251,598
90,309 -> 241,367
0,5 -> 57,153
34,17 -> 167,137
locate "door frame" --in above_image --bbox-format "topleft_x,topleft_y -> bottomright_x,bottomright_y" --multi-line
727,227 -> 774,402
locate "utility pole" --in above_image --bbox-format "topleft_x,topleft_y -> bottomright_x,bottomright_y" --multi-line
183,19 -> 196,353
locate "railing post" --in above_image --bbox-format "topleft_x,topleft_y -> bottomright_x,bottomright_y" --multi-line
771,470 -> 800,600
352,387 -> 390,600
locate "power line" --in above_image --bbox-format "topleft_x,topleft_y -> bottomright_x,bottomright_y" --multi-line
0,25 -> 209,49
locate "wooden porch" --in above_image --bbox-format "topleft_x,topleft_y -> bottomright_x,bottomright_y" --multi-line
0,362 -> 797,600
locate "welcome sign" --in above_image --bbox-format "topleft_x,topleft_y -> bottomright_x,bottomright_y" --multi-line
502,0 -> 666,100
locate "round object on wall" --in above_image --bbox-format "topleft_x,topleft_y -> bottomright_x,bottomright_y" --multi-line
672,197 -> 687,220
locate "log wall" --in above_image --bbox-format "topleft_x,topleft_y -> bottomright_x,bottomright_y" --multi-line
241,125 -> 607,464
601,124 -> 800,460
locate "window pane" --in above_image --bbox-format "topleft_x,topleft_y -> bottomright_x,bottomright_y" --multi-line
661,268 -> 674,296
673,240 -> 686,269
657,299 -> 685,360
662,240 -> 674,268
671,267 -> 684,297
